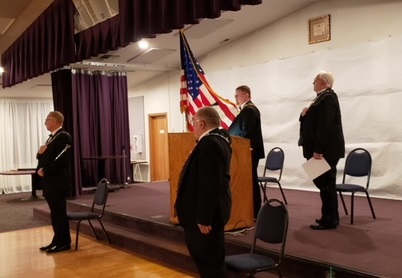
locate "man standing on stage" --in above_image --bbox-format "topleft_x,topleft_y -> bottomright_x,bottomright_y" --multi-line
299,71 -> 345,230
229,85 -> 265,219
37,111 -> 72,252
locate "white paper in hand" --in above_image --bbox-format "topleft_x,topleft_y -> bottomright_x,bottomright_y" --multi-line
302,157 -> 331,180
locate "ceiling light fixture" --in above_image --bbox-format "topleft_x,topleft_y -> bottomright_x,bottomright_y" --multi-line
138,40 -> 149,49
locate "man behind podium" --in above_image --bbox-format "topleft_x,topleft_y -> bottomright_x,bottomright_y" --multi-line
176,107 -> 232,278
229,85 -> 265,219
36,111 -> 72,253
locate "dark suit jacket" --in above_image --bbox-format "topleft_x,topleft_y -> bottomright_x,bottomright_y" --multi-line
36,129 -> 72,194
228,101 -> 265,160
299,88 -> 345,160
175,128 -> 232,232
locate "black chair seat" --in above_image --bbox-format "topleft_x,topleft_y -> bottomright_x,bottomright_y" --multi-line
336,184 -> 366,192
225,199 -> 288,278
67,178 -> 111,250
67,211 -> 100,220
336,148 -> 376,225
258,177 -> 278,183
257,147 -> 287,204
226,254 -> 277,273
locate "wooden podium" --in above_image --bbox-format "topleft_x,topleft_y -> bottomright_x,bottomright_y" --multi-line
168,132 -> 254,231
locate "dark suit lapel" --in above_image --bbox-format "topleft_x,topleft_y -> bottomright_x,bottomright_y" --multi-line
176,143 -> 199,192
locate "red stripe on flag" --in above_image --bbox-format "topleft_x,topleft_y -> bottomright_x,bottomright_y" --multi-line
180,30 -> 238,131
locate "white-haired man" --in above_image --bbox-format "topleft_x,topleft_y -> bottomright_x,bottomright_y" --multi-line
299,71 -> 345,230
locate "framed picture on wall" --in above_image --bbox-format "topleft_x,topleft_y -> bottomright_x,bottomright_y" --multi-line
308,14 -> 331,44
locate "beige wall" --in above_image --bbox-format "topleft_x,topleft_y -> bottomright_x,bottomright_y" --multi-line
129,0 -> 402,199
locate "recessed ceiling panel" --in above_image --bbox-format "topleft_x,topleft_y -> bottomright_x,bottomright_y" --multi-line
183,18 -> 234,39
127,48 -> 176,64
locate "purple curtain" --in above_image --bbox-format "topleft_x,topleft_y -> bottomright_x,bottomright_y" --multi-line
71,70 -> 131,188
52,69 -> 131,194
2,0 -> 261,87
75,0 -> 263,62
1,0 -> 75,88
74,16 -> 122,61
51,69 -> 81,197
117,0 -> 263,43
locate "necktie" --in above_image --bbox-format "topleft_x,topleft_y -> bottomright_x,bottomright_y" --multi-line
46,134 -> 53,144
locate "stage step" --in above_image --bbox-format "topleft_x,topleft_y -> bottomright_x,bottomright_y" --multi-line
33,202 -> 377,278
33,203 -> 198,274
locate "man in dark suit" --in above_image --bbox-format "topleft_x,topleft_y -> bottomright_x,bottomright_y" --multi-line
229,85 -> 265,219
299,71 -> 345,230
37,111 -> 72,253
176,107 -> 232,278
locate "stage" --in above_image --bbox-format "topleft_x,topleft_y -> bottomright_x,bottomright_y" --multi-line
33,181 -> 400,277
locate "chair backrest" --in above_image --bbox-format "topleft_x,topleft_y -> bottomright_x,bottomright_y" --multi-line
342,148 -> 372,188
263,147 -> 285,180
252,199 -> 288,263
91,178 -> 109,215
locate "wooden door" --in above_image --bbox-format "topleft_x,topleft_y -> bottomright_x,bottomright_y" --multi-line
149,113 -> 169,181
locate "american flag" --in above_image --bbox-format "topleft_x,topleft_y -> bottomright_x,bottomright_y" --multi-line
179,30 -> 238,131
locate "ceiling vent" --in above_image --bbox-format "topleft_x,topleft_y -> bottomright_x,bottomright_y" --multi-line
127,48 -> 176,64
72,0 -> 118,33
177,18 -> 234,39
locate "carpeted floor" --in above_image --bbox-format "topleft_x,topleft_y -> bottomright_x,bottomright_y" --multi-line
0,191 -> 49,233
58,182 -> 402,278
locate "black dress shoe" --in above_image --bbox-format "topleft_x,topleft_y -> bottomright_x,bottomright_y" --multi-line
46,244 -> 71,253
39,244 -> 55,252
315,219 -> 339,225
310,224 -> 337,230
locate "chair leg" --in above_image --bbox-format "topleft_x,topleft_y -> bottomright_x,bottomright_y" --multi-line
259,182 -> 268,202
75,221 -> 81,250
87,220 -> 99,240
350,192 -> 355,225
277,182 -> 288,205
98,219 -> 111,244
263,182 -> 268,202
365,192 -> 376,219
249,272 -> 256,278
338,191 -> 348,215
277,269 -> 283,278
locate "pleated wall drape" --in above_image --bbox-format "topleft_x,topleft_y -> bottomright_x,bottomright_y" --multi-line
0,99 -> 53,194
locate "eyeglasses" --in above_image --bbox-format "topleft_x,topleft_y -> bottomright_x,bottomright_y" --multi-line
189,118 -> 202,125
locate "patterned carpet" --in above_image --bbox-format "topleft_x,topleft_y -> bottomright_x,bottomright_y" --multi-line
0,191 -> 49,233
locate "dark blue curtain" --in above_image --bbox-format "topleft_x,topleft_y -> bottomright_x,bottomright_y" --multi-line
52,69 -> 131,195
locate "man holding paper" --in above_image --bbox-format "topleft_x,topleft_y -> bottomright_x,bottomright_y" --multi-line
299,71 -> 345,230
